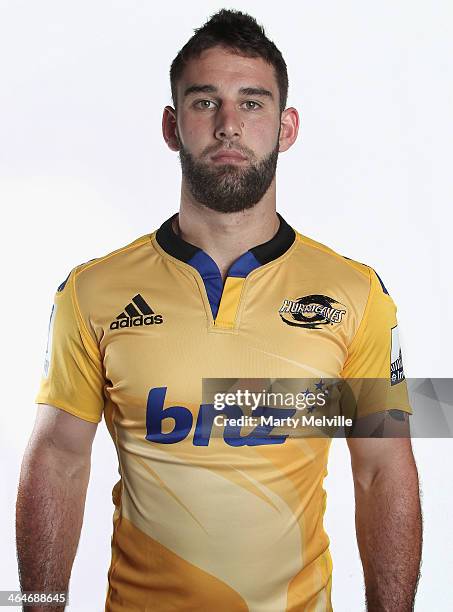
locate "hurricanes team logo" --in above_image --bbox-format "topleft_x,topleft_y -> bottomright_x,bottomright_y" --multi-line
279,295 -> 346,329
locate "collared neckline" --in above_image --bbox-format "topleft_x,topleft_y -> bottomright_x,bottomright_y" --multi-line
155,212 -> 295,266
155,212 -> 296,323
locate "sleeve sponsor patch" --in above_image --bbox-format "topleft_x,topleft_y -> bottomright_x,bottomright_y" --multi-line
390,325 -> 405,385
43,303 -> 57,378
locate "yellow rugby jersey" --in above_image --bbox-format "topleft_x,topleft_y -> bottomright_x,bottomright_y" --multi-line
36,213 -> 411,612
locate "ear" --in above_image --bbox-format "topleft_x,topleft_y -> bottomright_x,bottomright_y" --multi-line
278,107 -> 300,153
162,105 -> 180,152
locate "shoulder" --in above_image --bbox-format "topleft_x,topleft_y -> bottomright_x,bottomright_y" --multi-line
294,230 -> 370,277
75,232 -> 154,279
55,232 -> 156,295
292,229 -> 390,298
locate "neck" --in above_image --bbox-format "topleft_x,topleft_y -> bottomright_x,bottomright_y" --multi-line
176,177 -> 279,279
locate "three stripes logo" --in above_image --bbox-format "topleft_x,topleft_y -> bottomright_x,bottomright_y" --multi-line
109,294 -> 163,330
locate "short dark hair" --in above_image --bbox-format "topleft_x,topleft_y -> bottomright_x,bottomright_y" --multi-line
170,9 -> 289,114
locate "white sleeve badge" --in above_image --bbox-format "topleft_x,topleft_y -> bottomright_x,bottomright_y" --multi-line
390,325 -> 405,385
43,303 -> 57,378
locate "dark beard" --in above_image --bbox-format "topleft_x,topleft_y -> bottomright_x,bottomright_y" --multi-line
178,141 -> 279,214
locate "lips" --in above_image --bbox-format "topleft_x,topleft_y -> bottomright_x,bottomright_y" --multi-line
211,150 -> 247,162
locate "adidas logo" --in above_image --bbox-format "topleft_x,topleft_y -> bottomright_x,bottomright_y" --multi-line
110,294 -> 163,330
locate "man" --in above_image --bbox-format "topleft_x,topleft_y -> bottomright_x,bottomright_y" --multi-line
16,9 -> 422,612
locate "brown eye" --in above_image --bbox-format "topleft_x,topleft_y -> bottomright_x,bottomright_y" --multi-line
242,101 -> 261,110
195,100 -> 216,109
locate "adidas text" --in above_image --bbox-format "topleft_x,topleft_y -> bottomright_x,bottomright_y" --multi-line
110,314 -> 163,330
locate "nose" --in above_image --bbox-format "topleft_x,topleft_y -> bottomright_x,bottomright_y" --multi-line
214,104 -> 243,143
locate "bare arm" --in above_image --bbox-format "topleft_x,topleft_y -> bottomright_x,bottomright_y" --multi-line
347,412 -> 422,611
16,404 -> 98,612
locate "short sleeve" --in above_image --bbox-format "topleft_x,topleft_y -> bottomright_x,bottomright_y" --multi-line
35,268 -> 105,423
340,268 -> 412,416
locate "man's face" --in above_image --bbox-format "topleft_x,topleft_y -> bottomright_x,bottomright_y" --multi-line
173,46 -> 283,214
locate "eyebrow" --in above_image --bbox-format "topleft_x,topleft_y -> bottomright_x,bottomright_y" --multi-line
183,84 -> 274,100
